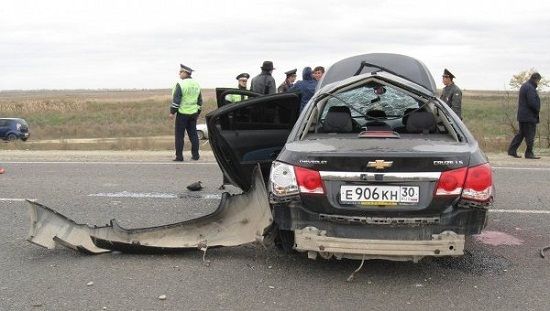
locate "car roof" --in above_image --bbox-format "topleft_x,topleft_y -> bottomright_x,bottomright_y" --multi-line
317,53 -> 437,95
0,118 -> 25,121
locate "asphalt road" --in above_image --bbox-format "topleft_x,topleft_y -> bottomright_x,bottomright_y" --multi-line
1,155 -> 550,310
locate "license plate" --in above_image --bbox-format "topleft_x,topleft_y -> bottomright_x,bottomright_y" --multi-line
340,185 -> 419,205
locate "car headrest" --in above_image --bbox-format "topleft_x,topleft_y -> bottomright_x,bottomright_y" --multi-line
322,106 -> 353,133
402,108 -> 417,125
406,111 -> 436,133
366,109 -> 386,119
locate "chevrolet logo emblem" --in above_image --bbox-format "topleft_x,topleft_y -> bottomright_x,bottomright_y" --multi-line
367,160 -> 393,170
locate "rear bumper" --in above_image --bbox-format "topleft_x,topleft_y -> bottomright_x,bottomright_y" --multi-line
273,198 -> 487,261
295,227 -> 464,262
273,201 -> 488,238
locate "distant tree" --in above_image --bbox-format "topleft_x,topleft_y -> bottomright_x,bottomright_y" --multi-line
509,68 -> 549,90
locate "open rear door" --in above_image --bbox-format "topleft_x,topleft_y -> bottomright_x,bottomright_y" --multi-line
206,93 -> 301,191
215,88 -> 262,108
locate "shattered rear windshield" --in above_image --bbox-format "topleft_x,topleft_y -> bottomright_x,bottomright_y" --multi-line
322,84 -> 419,119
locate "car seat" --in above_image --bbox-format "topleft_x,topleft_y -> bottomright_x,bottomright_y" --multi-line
321,106 -> 353,133
405,111 -> 436,134
365,109 -> 392,131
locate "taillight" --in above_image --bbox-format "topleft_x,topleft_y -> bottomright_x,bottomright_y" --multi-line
435,167 -> 467,195
462,163 -> 493,202
269,162 -> 299,196
294,166 -> 325,194
434,164 -> 494,203
269,162 -> 326,196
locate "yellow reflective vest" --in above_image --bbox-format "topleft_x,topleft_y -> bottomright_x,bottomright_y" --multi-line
173,78 -> 201,114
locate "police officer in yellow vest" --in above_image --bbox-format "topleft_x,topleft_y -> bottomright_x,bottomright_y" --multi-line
169,64 -> 202,161
228,73 -> 250,103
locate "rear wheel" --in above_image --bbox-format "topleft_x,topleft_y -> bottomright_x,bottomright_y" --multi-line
7,133 -> 17,141
274,226 -> 295,253
21,137 -> 28,141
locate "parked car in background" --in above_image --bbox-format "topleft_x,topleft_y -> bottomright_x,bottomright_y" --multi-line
196,123 -> 208,140
0,118 -> 30,141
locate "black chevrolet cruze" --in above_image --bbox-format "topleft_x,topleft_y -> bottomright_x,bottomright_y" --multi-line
207,53 -> 494,262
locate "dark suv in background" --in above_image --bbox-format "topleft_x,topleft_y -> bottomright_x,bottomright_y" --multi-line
0,118 -> 30,141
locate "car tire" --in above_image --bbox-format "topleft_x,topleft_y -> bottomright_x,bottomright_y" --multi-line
7,133 -> 17,141
274,227 -> 295,253
197,130 -> 205,140
21,137 -> 28,142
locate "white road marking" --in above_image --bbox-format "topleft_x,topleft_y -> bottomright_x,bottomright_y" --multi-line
3,162 -> 550,170
1,161 -> 217,165
0,198 -> 30,202
492,166 -> 550,171
89,192 -> 177,199
88,192 -> 222,199
2,195 -> 548,214
489,209 -> 550,214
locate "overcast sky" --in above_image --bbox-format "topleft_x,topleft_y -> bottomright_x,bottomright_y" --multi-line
1,0 -> 549,91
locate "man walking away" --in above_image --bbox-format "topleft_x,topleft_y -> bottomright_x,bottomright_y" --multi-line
440,69 -> 462,119
278,68 -> 297,93
250,61 -> 276,95
169,64 -> 202,162
507,72 -> 542,159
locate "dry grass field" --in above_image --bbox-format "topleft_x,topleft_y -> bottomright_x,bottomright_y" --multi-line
1,89 -> 549,154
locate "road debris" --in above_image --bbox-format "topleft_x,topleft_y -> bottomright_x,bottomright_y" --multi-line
199,243 -> 210,267
86,281 -> 94,286
540,246 -> 550,258
346,255 -> 366,282
158,295 -> 167,300
26,166 -> 272,255
186,181 -> 203,191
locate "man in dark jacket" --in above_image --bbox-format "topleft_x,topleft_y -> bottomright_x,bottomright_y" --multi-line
278,68 -> 297,93
507,72 -> 542,159
289,67 -> 317,112
250,61 -> 276,95
440,68 -> 462,118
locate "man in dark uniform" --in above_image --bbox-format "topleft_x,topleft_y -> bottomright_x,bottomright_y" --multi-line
507,72 -> 542,159
278,68 -> 297,93
250,61 -> 276,95
169,64 -> 202,162
440,69 -> 462,119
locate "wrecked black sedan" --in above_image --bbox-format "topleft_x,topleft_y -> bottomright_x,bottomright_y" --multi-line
27,53 -> 493,263
208,53 -> 494,262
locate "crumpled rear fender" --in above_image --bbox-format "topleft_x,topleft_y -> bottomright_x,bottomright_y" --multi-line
26,166 -> 272,254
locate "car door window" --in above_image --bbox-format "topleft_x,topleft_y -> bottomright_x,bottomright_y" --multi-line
220,101 -> 298,131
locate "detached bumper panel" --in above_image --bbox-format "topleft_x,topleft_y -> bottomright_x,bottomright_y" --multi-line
26,166 -> 272,254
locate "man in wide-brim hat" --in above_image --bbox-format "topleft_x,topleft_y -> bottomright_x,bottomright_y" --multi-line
250,61 -> 277,95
